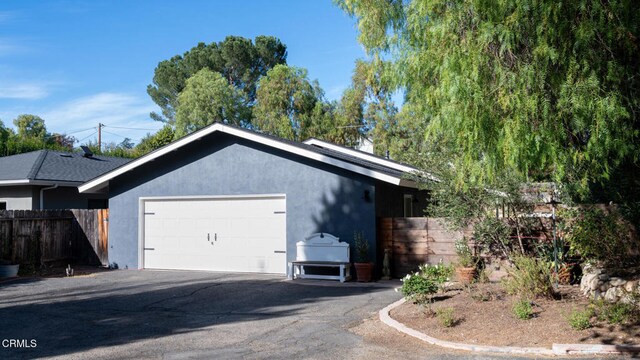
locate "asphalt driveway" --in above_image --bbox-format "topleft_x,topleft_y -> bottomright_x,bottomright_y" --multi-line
0,270 -> 572,360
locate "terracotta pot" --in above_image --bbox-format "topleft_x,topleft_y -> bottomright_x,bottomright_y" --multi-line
456,267 -> 476,284
354,262 -> 374,282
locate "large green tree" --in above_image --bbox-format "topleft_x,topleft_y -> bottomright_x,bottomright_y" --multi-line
253,65 -> 322,141
175,69 -> 249,137
147,35 -> 287,123
13,114 -> 47,139
338,0 -> 640,193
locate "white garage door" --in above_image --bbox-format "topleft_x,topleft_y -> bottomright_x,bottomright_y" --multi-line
141,195 -> 286,274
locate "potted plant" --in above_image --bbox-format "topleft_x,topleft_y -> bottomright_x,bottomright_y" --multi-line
454,238 -> 477,283
353,231 -> 373,282
0,259 -> 19,278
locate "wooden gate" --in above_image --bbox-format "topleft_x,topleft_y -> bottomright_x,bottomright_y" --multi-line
378,217 -> 472,278
0,209 -> 109,267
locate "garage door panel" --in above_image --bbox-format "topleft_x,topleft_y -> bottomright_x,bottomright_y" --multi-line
143,196 -> 286,274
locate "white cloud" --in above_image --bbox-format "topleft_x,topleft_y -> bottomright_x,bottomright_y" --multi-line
42,93 -> 162,145
0,82 -> 49,99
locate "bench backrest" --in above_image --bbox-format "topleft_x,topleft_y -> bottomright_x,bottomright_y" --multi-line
295,233 -> 350,263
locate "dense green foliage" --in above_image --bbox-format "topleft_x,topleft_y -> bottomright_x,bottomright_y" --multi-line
562,207 -> 638,266
135,125 -> 175,155
147,35 -> 287,123
175,69 -> 249,137
338,0 -> 640,196
253,65 -> 322,140
0,117 -> 75,157
400,262 -> 453,303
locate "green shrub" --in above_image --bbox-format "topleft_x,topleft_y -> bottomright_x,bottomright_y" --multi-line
512,298 -> 533,320
400,273 -> 438,304
401,263 -> 453,304
567,308 -> 593,330
599,302 -> 637,325
436,307 -> 456,327
562,207 -> 636,266
503,255 -> 555,299
419,262 -> 454,284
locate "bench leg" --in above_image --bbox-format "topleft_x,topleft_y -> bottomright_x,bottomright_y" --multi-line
339,265 -> 345,283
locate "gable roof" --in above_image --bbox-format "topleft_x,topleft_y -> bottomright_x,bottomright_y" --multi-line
0,150 -> 132,186
303,138 -> 419,173
79,123 -> 420,194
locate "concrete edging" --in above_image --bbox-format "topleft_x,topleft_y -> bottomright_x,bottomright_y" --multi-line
380,297 -> 640,357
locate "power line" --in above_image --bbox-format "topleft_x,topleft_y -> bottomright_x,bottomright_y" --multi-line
65,126 -> 97,135
77,131 -> 97,143
105,125 -> 162,131
101,130 -> 129,139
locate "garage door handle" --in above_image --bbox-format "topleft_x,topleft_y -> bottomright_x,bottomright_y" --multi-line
274,250 -> 285,254
144,247 -> 155,251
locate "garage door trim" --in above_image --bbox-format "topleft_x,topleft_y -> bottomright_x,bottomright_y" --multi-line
137,194 -> 287,270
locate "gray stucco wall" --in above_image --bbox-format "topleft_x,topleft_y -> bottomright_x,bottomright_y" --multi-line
39,186 -> 108,210
0,186 -> 35,210
108,133 -> 377,272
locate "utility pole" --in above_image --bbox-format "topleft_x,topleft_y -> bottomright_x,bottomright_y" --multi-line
98,123 -> 104,152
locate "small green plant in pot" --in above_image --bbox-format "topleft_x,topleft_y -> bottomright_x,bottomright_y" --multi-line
353,231 -> 373,282
454,238 -> 477,284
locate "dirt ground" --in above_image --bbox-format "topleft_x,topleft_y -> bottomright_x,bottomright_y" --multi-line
391,283 -> 640,347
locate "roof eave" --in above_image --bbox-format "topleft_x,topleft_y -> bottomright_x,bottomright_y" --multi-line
79,123 -> 414,193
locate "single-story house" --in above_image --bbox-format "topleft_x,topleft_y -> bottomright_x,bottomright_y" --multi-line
0,149 -> 131,210
79,123 -> 430,275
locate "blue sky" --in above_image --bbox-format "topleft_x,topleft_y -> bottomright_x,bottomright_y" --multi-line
0,0 -> 365,145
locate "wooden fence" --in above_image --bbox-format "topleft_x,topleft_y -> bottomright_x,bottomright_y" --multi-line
378,217 -> 472,278
0,209 -> 108,268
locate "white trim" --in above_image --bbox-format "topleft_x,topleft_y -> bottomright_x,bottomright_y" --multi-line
137,193 -> 287,271
0,180 -> 31,185
79,123 -> 416,193
139,193 -> 287,202
303,138 -> 418,172
0,179 -> 81,187
303,138 -> 439,182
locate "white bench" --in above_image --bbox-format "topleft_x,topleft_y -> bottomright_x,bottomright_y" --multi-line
289,233 -> 351,282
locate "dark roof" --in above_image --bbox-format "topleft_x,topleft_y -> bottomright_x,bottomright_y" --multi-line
226,126 -> 407,178
0,150 -> 132,184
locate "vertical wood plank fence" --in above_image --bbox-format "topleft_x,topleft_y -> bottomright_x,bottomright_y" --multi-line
378,217 -> 472,278
0,209 -> 108,268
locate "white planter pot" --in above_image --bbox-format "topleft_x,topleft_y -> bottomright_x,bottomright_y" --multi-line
0,264 -> 19,278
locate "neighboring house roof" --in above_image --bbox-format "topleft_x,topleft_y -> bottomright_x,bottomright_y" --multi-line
0,150 -> 132,186
79,123 -> 422,194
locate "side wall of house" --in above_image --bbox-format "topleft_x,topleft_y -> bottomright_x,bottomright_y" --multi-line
375,181 -> 430,218
108,133 -> 377,271
0,186 -> 36,210
38,186 -> 109,209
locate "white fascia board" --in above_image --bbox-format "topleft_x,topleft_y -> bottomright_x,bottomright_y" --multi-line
303,138 -> 439,183
303,138 -> 419,173
79,123 -> 407,193
0,179 -> 31,186
0,179 -> 80,187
